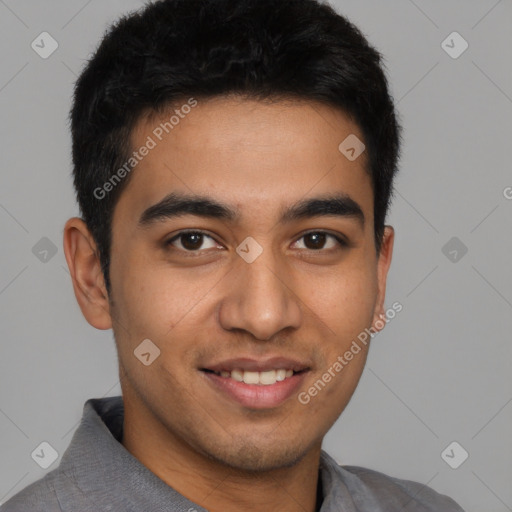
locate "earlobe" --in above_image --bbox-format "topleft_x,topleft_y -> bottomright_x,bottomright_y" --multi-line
63,217 -> 113,330
371,225 -> 395,332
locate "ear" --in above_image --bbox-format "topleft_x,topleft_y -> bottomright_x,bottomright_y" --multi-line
63,217 -> 113,330
371,225 -> 395,333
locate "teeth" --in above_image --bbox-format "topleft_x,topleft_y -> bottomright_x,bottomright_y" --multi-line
259,370 -> 276,385
276,369 -> 287,381
231,369 -> 244,382
215,368 -> 296,385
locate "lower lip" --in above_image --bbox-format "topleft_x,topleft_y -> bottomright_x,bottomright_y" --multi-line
202,371 -> 308,409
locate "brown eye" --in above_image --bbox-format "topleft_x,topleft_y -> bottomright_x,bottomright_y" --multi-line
166,231 -> 218,252
180,233 -> 204,250
304,233 -> 327,249
293,232 -> 346,251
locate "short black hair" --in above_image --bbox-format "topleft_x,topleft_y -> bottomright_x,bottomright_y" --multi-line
70,0 -> 402,295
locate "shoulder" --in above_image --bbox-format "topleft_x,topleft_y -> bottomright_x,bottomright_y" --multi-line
0,472 -> 62,512
341,464 -> 465,511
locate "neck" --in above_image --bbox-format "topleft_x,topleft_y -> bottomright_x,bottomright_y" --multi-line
121,391 -> 322,512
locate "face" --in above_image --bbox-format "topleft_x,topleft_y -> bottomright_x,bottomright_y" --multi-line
68,96 -> 393,472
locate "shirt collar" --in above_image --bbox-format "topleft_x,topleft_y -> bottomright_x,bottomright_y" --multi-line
58,396 -> 355,511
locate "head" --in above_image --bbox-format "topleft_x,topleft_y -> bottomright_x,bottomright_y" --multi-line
64,0 -> 401,473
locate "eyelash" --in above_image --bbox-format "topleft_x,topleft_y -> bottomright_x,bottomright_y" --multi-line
164,230 -> 348,254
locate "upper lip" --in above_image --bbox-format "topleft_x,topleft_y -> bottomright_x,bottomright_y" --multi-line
202,357 -> 311,373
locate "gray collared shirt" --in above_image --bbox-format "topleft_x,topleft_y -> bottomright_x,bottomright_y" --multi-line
1,396 -> 464,511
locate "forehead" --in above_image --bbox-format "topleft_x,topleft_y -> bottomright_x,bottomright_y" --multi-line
114,96 -> 373,226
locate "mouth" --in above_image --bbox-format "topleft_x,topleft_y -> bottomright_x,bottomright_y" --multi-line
200,357 -> 311,409
202,368 -> 305,385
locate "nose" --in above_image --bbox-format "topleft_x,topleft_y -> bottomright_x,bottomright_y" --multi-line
218,247 -> 302,341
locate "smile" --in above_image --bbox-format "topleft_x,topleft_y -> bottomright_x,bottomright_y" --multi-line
204,368 -> 296,386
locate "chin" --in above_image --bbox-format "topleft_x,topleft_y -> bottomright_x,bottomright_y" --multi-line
202,437 -> 311,473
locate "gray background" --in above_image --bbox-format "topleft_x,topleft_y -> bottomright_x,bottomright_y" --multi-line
0,1 -> 511,510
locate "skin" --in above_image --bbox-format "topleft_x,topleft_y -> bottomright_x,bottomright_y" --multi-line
63,96 -> 394,512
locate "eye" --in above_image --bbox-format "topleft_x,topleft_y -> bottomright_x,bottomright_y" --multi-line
166,231 -> 220,252
292,231 -> 347,251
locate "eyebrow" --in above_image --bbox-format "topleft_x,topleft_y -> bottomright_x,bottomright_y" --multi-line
138,192 -> 365,228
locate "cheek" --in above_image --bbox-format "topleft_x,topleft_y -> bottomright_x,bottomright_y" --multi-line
110,259 -> 205,389
110,250 -> 222,349
297,263 -> 378,339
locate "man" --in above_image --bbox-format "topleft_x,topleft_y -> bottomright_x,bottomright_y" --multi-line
1,0 -> 464,510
